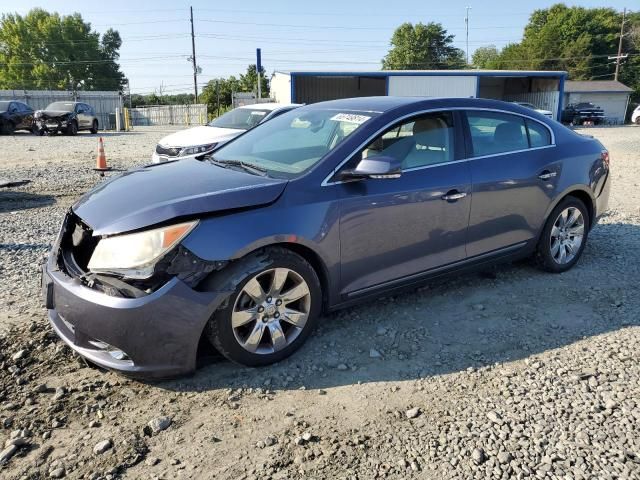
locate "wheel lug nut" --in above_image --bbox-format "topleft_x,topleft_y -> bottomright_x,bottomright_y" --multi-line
266,296 -> 272,303
276,299 -> 282,306
258,306 -> 264,313
274,312 -> 280,318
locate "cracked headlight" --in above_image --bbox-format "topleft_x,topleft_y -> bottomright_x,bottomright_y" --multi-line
87,221 -> 198,279
179,143 -> 217,156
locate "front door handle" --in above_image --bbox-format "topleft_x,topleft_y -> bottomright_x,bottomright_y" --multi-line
538,170 -> 557,180
441,190 -> 467,202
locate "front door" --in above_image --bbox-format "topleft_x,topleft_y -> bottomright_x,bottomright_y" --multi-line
337,111 -> 472,296
463,110 -> 561,257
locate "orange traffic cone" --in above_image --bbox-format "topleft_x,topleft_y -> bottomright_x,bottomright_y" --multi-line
94,137 -> 111,174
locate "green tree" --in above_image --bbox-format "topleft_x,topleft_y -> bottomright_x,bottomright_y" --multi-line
382,22 -> 465,70
471,45 -> 500,69
0,8 -> 125,90
240,64 -> 269,97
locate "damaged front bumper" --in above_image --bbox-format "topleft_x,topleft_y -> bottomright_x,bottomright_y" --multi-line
42,213 -> 233,378
43,263 -> 230,378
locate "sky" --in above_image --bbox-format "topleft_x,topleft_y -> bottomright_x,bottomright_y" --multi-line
1,0 -> 631,95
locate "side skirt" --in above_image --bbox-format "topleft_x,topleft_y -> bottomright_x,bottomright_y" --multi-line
328,241 -> 535,312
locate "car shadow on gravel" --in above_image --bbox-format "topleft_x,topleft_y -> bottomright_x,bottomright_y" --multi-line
0,190 -> 55,213
148,221 -> 639,392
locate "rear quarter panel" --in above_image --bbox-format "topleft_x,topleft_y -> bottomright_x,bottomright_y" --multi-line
543,125 -> 609,224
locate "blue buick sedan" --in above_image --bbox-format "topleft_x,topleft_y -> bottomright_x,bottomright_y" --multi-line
43,97 -> 611,377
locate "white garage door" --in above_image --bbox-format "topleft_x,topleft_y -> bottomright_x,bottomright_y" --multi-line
388,75 -> 477,98
568,93 -> 629,123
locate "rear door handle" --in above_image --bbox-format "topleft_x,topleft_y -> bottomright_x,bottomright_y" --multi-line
441,190 -> 467,202
538,170 -> 557,180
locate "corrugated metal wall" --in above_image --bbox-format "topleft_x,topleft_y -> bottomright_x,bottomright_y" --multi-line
388,76 -> 477,97
129,104 -> 208,126
503,92 -> 560,120
0,90 -> 121,129
295,76 -> 385,103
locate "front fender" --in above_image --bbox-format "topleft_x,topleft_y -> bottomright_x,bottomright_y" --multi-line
181,200 -> 342,302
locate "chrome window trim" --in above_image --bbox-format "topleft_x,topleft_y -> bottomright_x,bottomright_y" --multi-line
321,106 -> 556,187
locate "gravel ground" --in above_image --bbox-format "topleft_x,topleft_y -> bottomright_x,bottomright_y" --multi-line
0,125 -> 639,480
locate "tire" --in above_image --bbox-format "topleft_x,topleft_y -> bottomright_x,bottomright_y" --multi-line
535,196 -> 590,273
203,247 -> 322,367
1,121 -> 15,135
635,118 -> 640,126
90,120 -> 98,134
66,121 -> 78,136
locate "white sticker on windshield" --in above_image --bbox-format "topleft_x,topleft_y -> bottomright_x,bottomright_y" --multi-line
330,113 -> 371,124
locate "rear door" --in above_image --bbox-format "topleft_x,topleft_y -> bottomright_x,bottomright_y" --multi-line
463,110 -> 560,257
336,111 -> 472,296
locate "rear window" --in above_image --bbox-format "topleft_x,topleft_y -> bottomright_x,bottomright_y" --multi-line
526,119 -> 551,148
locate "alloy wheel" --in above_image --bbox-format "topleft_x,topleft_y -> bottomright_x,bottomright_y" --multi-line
549,206 -> 585,265
231,268 -> 311,354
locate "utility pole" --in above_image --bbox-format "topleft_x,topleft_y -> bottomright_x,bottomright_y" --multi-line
216,80 -> 220,117
256,48 -> 262,100
190,6 -> 198,103
465,6 -> 472,65
614,8 -> 627,81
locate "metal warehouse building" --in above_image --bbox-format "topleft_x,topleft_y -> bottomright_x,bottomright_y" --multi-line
563,80 -> 633,123
271,70 -> 567,120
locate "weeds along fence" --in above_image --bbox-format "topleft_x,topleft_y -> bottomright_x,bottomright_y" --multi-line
128,104 -> 208,126
0,90 -> 122,130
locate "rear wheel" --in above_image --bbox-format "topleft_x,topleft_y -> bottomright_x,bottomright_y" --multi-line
90,120 -> 98,134
536,197 -> 589,273
203,247 -> 321,366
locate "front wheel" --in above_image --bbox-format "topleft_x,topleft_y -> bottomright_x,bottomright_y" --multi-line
90,120 -> 98,134
1,121 -> 15,135
535,197 -> 589,273
66,121 -> 78,136
203,247 -> 322,366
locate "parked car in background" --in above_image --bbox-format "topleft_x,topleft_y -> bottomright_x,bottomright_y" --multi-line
42,96 -> 611,378
631,105 -> 640,125
561,102 -> 605,125
511,101 -> 554,118
0,100 -> 35,134
34,101 -> 99,135
151,103 -> 301,163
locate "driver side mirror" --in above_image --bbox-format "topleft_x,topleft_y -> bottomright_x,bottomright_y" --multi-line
340,155 -> 402,181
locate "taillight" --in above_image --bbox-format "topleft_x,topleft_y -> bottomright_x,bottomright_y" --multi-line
601,150 -> 610,168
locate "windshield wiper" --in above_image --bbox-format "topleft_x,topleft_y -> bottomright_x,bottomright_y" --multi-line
208,158 -> 268,176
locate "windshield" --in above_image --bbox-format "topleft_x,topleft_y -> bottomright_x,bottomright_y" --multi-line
212,108 -> 375,178
208,108 -> 271,130
0,101 -> 10,111
46,102 -> 75,112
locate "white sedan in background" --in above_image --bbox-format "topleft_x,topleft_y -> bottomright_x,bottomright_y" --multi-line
511,101 -> 554,119
151,103 -> 301,163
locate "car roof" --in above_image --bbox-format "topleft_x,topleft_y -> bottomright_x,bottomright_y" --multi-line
237,102 -> 301,111
302,96 -> 547,115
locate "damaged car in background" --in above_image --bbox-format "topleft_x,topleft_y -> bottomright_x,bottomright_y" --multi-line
35,101 -> 99,135
42,96 -> 610,378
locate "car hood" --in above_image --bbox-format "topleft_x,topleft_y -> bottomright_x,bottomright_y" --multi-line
40,110 -> 73,118
157,125 -> 245,148
73,159 -> 287,236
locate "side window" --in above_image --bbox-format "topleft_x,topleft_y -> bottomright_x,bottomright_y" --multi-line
362,112 -> 455,170
467,111 -> 528,156
527,120 -> 551,148
8,102 -> 17,112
